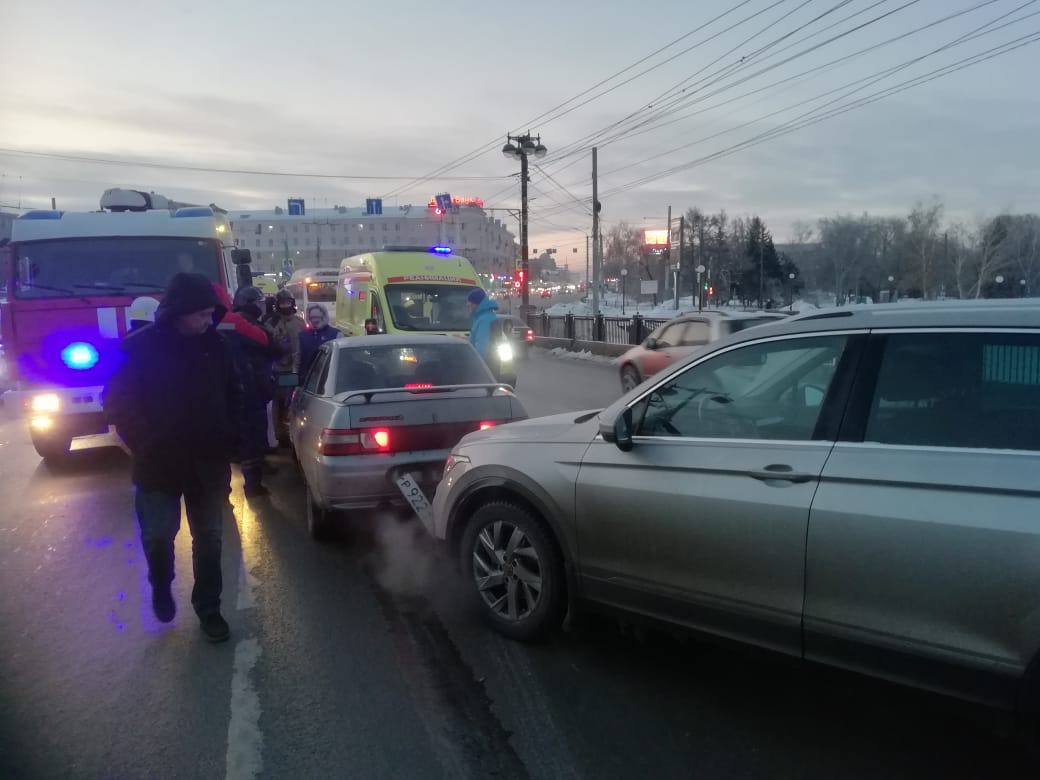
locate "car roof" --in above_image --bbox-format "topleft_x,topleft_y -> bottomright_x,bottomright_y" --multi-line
721,299 -> 1040,345
331,334 -> 469,349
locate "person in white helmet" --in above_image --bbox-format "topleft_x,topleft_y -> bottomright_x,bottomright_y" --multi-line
128,296 -> 160,332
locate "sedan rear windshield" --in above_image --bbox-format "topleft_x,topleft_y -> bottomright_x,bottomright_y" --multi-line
335,342 -> 493,393
13,237 -> 222,299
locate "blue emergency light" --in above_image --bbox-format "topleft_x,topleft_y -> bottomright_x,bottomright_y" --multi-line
61,342 -> 99,370
429,246 -> 453,255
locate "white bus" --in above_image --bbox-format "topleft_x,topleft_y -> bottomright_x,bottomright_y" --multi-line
284,268 -> 338,319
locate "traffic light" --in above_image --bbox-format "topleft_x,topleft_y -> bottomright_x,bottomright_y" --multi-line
708,286 -> 714,296
514,269 -> 524,290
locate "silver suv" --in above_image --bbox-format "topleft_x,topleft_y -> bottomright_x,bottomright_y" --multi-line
427,300 -> 1040,712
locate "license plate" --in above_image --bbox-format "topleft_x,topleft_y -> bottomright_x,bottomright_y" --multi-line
394,472 -> 433,525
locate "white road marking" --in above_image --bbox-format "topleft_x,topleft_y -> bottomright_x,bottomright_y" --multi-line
225,638 -> 263,780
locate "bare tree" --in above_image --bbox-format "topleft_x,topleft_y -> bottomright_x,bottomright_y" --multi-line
905,200 -> 943,298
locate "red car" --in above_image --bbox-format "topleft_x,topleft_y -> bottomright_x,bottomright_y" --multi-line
618,311 -> 786,392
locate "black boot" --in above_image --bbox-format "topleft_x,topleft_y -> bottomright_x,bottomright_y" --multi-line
152,585 -> 176,623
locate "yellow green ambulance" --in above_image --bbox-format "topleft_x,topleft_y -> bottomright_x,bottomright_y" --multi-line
335,246 -> 484,337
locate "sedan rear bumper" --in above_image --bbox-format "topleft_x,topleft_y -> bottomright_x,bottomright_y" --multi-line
310,449 -> 449,510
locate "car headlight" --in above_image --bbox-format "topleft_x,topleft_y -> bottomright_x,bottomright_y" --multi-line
31,393 -> 61,413
496,342 -> 514,362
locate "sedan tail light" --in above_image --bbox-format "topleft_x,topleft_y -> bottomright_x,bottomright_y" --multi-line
525,329 -> 534,342
319,428 -> 392,456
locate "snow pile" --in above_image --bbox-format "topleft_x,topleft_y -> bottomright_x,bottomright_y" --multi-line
546,347 -> 618,365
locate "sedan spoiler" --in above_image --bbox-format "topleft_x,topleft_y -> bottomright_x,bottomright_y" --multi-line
333,383 -> 514,405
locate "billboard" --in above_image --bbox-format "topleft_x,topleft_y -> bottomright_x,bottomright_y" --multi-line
643,228 -> 669,247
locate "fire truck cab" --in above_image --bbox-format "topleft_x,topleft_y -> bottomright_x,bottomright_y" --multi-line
0,189 -> 253,461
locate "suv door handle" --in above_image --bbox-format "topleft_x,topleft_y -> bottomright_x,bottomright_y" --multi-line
748,464 -> 813,484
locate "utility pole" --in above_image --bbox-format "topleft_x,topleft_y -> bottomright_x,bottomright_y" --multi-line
591,147 -> 600,317
677,214 -> 684,310
585,234 -> 590,297
50,197 -> 56,210
664,205 -> 672,294
501,133 -> 547,319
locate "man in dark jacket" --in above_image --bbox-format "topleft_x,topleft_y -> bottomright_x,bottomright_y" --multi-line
104,273 -> 242,642
299,304 -> 339,378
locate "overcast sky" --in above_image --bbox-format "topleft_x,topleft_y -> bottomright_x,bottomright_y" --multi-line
2,0 -> 1039,268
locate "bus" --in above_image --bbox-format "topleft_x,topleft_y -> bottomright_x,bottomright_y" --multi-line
335,246 -> 483,337
285,268 -> 337,319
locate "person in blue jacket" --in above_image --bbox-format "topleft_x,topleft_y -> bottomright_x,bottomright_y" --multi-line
299,304 -> 340,378
467,287 -> 499,363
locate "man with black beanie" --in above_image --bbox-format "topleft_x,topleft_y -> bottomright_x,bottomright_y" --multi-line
104,272 -> 242,642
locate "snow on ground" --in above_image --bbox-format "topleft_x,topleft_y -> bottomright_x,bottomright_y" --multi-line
544,292 -> 815,319
543,347 -> 619,365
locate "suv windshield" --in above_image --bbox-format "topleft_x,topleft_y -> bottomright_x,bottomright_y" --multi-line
334,342 -> 492,392
383,284 -> 476,331
13,237 -> 222,299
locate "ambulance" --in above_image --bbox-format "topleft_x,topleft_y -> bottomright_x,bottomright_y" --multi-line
335,246 -> 483,337
0,188 -> 253,461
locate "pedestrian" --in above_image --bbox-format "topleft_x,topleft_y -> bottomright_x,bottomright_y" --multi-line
104,273 -> 241,642
466,287 -> 500,364
264,289 -> 304,445
299,304 -> 339,378
222,286 -> 278,497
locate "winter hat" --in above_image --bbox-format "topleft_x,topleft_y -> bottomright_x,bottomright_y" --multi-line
306,304 -> 329,328
233,286 -> 266,319
156,273 -> 226,326
467,287 -> 487,305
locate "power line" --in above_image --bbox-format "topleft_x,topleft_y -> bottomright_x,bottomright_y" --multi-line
532,163 -> 592,216
544,0 -> 1019,191
548,0 -> 848,162
592,2 -> 1039,181
0,147 -> 511,182
601,31 -> 1040,200
543,0 -> 928,168
535,28 -> 1040,217
378,0 -> 761,199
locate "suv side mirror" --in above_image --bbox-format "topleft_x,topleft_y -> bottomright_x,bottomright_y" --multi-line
230,248 -> 253,265
602,407 -> 634,451
644,336 -> 658,350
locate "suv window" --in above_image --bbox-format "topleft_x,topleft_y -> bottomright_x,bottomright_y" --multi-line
864,332 -> 1040,451
635,335 -> 847,441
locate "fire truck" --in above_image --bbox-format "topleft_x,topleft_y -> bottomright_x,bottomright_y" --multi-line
0,189 -> 253,461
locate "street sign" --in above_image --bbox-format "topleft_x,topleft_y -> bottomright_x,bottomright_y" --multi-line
365,198 -> 383,215
640,280 -> 659,295
288,198 -> 305,216
696,264 -> 706,274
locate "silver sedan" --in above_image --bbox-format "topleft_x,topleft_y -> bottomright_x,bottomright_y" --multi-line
290,335 -> 527,539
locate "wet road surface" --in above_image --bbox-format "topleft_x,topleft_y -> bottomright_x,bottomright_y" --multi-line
1,350 -> 1036,778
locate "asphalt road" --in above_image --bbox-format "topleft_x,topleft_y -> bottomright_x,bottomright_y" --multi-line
0,349 -> 1036,779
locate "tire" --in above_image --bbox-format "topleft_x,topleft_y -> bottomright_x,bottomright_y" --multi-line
31,431 -> 73,462
306,486 -> 336,542
459,501 -> 565,641
620,364 -> 642,393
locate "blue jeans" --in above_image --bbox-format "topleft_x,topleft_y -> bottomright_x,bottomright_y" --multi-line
135,486 -> 225,617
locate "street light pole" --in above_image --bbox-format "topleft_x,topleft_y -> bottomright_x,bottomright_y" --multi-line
621,268 -> 628,315
502,132 -> 547,319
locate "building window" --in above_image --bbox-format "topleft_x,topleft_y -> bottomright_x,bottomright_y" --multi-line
293,225 -> 298,233
293,238 -> 299,246
395,222 -> 400,232
304,224 -> 310,233
269,239 -> 274,247
382,222 -> 388,231
255,239 -> 261,248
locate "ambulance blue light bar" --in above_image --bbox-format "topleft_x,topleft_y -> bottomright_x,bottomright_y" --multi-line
20,210 -> 65,220
429,246 -> 453,255
174,207 -> 215,218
